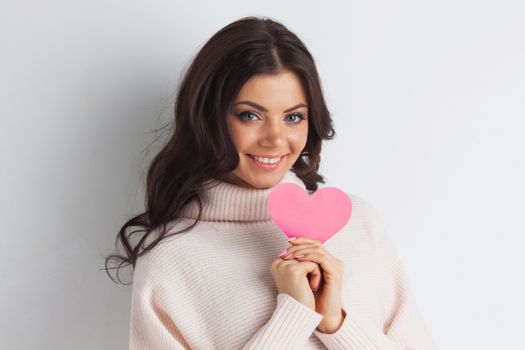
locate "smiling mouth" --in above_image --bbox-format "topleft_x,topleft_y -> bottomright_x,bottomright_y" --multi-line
247,154 -> 286,160
247,154 -> 288,168
247,153 -> 287,158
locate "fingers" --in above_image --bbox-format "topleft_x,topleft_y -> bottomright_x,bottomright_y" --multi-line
278,237 -> 323,259
288,259 -> 320,275
279,238 -> 343,280
288,236 -> 321,246
296,252 -> 334,275
279,245 -> 324,259
278,243 -> 326,259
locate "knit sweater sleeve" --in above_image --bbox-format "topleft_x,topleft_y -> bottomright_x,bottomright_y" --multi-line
129,253 -> 323,350
312,199 -> 437,350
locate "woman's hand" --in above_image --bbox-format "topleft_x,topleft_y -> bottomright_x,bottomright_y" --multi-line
279,237 -> 345,333
269,253 -> 323,312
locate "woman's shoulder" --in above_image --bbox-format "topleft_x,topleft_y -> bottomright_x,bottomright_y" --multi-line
340,191 -> 394,253
137,217 -> 214,266
341,191 -> 384,224
331,190 -> 391,250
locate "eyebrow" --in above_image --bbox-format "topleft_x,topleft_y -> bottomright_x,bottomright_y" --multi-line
232,101 -> 308,113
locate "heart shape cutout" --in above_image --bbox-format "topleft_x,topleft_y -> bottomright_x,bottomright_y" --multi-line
268,183 -> 352,244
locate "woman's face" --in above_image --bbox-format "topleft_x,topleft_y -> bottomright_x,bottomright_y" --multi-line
225,70 -> 309,189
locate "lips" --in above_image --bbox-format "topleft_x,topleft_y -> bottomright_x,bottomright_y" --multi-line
247,154 -> 287,170
247,154 -> 285,158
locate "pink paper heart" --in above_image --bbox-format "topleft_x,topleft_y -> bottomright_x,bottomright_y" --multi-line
268,183 -> 352,244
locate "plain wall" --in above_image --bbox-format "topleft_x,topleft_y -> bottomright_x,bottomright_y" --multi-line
1,1 -> 524,349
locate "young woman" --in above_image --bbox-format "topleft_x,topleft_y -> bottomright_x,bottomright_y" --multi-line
105,16 -> 436,350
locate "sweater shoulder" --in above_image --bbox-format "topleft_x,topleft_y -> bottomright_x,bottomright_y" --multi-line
334,190 -> 390,253
343,191 -> 384,226
137,217 -> 214,267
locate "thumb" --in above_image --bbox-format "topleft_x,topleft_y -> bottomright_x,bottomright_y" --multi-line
309,265 -> 323,292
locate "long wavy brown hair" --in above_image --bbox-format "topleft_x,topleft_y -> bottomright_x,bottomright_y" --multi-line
103,16 -> 336,284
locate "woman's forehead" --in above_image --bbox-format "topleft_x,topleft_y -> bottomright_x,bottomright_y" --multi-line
233,73 -> 307,111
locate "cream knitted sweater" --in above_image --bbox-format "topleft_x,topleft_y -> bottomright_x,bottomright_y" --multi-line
129,170 -> 437,349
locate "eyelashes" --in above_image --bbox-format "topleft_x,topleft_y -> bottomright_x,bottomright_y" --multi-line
236,110 -> 306,123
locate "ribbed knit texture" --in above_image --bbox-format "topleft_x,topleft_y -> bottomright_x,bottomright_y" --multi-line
129,170 -> 437,349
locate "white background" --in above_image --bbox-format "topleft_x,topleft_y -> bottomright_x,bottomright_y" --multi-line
1,1 -> 524,349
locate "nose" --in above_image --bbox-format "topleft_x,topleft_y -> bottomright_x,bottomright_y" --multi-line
259,119 -> 285,148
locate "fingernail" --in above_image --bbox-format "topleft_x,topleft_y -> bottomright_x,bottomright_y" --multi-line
288,237 -> 296,241
284,253 -> 294,259
294,254 -> 304,258
278,249 -> 288,257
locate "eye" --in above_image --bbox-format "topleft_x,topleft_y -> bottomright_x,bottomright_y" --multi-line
286,113 -> 305,123
235,111 -> 306,123
237,111 -> 260,121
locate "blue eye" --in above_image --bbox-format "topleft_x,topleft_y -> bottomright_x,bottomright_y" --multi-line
286,113 -> 305,123
238,111 -> 259,121
236,111 -> 305,123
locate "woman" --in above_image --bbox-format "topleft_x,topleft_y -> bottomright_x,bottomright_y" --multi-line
105,16 -> 437,349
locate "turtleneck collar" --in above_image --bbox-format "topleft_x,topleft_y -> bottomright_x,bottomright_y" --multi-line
179,169 -> 306,222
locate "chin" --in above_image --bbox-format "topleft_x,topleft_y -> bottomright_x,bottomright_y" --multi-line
230,154 -> 296,188
243,171 -> 288,189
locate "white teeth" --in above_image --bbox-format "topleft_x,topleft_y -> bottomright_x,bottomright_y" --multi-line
250,155 -> 282,164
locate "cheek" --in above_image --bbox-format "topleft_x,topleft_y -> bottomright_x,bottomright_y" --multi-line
288,126 -> 308,151
227,120 -> 256,151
